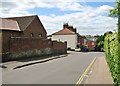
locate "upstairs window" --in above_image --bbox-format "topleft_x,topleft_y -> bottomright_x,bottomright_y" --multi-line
31,33 -> 34,37
39,34 -> 42,37
92,42 -> 94,45
10,34 -> 13,37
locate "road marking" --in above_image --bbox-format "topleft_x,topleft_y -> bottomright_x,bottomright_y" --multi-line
75,57 -> 97,86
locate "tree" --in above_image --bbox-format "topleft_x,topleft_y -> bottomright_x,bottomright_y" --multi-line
96,35 -> 104,51
109,0 -> 120,42
109,2 -> 118,17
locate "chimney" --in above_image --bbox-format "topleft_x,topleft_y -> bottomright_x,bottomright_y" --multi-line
73,28 -> 77,33
63,23 -> 68,29
68,25 -> 74,31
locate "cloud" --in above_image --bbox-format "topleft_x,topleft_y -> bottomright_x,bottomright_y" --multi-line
0,0 -> 117,35
39,5 -> 117,35
0,0 -> 114,17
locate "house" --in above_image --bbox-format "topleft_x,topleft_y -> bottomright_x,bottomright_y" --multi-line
78,35 -> 96,51
5,15 -> 47,38
86,39 -> 96,50
85,35 -> 96,50
0,15 -> 67,61
51,23 -> 78,49
0,15 -> 47,54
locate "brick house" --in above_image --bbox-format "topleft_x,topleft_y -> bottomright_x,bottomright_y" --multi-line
51,23 -> 78,49
86,39 -> 96,50
78,35 -> 96,51
0,15 -> 47,54
0,15 -> 67,61
85,35 -> 96,50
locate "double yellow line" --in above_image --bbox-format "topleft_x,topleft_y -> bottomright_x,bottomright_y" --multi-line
75,57 -> 96,86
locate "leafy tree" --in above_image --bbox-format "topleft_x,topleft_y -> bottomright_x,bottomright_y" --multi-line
109,3 -> 118,17
96,35 -> 104,51
109,0 -> 120,42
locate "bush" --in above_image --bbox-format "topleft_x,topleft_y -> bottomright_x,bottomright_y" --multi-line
104,32 -> 119,85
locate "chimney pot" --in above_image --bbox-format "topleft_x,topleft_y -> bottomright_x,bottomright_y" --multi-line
63,23 -> 68,29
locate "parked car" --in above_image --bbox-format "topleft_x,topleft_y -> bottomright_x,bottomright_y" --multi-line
81,45 -> 89,52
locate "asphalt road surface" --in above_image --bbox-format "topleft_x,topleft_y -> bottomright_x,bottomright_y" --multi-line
2,52 -> 104,84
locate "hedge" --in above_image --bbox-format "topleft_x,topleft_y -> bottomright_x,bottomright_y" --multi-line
104,32 -> 119,85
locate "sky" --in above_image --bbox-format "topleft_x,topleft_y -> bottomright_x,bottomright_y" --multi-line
0,0 -> 118,35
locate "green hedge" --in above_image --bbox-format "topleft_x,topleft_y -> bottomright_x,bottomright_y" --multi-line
104,32 -> 119,85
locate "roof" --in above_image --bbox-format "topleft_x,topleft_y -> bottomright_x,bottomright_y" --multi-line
52,28 -> 76,35
4,15 -> 37,31
0,18 -> 20,31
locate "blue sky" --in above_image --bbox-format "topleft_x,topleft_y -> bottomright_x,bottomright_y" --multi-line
85,2 -> 115,7
29,2 -> 115,16
1,0 -> 117,35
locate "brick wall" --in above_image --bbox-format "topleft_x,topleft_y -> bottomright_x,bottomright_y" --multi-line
52,41 -> 67,54
2,37 -> 67,61
9,37 -> 52,53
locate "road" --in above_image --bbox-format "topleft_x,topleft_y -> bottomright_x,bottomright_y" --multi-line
2,52 -> 104,84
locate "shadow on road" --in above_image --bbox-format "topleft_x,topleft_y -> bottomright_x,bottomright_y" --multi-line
13,54 -> 68,69
0,65 -> 7,68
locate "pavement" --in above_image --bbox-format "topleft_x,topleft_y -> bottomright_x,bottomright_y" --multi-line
81,55 -> 114,85
1,54 -> 68,71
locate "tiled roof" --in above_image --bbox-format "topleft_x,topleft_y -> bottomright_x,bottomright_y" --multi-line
0,18 -> 20,31
4,15 -> 37,31
52,28 -> 76,35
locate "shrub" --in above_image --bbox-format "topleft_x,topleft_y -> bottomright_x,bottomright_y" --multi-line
104,32 -> 119,85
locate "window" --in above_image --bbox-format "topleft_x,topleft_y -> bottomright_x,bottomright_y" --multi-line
92,42 -> 94,45
10,34 -> 13,37
9,34 -> 13,38
31,33 -> 34,37
39,34 -> 42,37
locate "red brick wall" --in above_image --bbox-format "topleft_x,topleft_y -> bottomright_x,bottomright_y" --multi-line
2,37 -> 67,61
2,31 -> 11,53
10,38 -> 49,53
52,41 -> 67,54
52,41 -> 67,49
9,37 -> 67,54
2,30 -> 24,53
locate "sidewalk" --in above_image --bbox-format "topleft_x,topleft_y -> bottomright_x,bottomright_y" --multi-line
1,54 -> 68,70
82,56 -> 114,84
